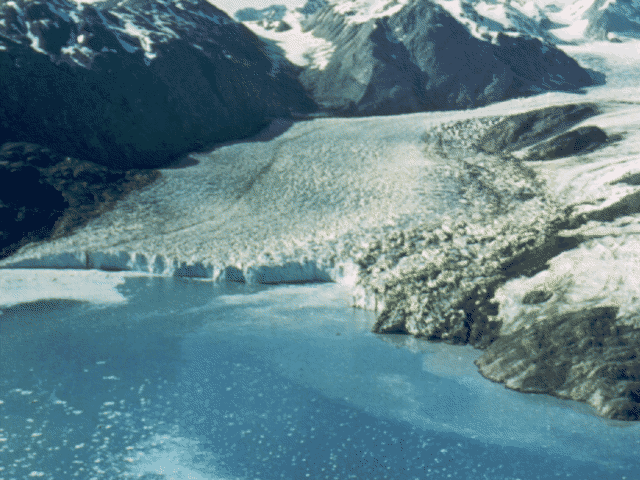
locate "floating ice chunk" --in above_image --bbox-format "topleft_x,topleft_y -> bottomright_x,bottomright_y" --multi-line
0,269 -> 134,308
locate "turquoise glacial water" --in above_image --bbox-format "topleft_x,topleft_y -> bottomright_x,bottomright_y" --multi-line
0,276 -> 638,479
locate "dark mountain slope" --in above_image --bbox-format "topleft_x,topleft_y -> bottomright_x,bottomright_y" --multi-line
297,0 -> 594,115
0,0 -> 315,169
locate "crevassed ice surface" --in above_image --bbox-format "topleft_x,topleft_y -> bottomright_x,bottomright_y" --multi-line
1,273 -> 638,480
1,38 -> 639,282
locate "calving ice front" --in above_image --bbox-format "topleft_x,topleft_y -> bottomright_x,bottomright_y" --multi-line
1,0 -> 640,477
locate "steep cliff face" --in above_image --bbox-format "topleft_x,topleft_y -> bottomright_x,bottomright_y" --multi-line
0,0 -> 315,169
294,0 -> 594,116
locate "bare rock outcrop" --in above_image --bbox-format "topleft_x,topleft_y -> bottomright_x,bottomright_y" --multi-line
524,126 -> 609,161
475,306 -> 640,421
582,0 -> 640,41
0,143 -> 68,258
477,103 -> 600,155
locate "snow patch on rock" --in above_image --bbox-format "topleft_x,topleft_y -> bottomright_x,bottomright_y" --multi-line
331,0 -> 413,24
241,9 -> 336,69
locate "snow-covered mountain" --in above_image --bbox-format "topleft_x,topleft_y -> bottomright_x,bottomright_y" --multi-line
431,0 -> 561,42
239,0 -> 594,116
0,0 -> 315,169
552,0 -> 640,41
239,0 -> 640,80
236,5 -> 294,32
429,0 -> 640,43
234,2 -> 329,32
234,4 -> 288,22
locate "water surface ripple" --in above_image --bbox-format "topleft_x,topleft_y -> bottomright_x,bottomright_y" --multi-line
1,276 -> 638,480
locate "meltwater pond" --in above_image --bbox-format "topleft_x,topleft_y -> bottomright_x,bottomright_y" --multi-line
0,273 -> 638,480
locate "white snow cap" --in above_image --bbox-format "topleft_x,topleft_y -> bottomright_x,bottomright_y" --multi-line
330,0 -> 412,23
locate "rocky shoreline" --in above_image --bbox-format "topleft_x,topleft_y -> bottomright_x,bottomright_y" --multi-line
353,103 -> 640,421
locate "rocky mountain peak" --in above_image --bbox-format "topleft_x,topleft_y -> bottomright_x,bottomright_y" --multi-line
234,3 -> 288,22
291,0 -> 595,115
296,0 -> 329,15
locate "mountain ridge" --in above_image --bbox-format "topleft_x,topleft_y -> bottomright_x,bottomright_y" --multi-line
0,0 -> 316,169
244,0 -> 596,115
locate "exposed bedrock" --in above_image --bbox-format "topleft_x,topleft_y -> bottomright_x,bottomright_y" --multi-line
298,0 -> 594,116
524,126 -> 609,161
0,142 -> 159,259
476,103 -> 601,154
0,0 -> 315,169
475,306 -> 640,421
486,229 -> 640,422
